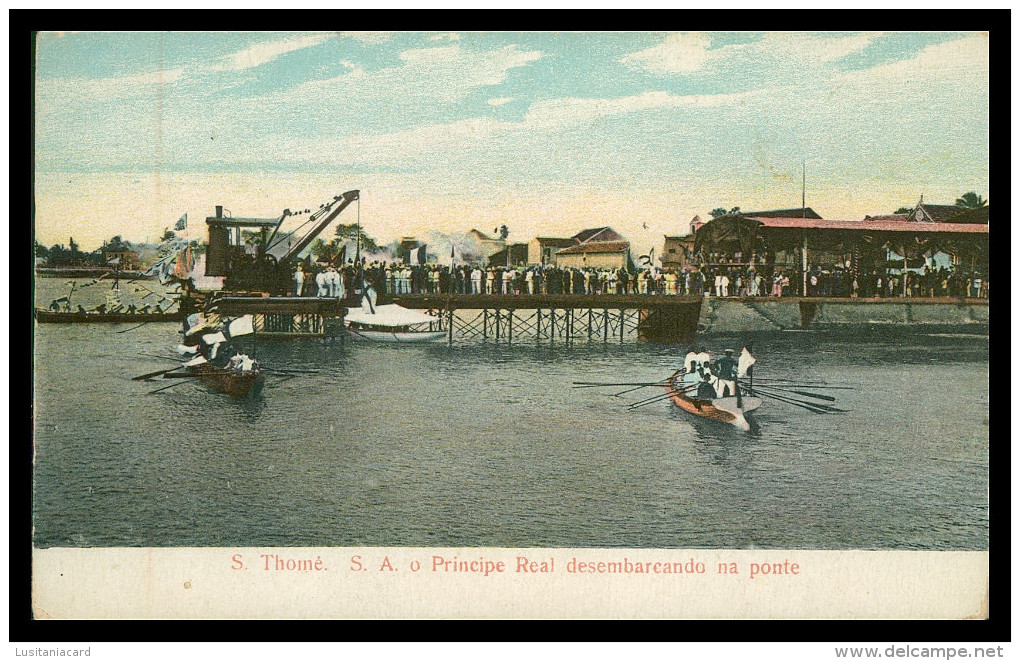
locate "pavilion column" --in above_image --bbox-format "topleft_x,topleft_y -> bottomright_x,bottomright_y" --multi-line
801,229 -> 808,296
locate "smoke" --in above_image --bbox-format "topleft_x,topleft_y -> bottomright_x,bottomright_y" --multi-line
423,230 -> 488,264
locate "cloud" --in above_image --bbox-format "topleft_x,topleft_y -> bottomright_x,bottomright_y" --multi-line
748,31 -> 884,64
269,44 -> 543,109
620,32 -> 713,74
487,97 -> 514,107
36,66 -> 185,103
340,31 -> 395,44
210,33 -> 335,71
429,32 -> 461,42
264,88 -> 761,169
621,31 -> 885,76
836,32 -> 987,88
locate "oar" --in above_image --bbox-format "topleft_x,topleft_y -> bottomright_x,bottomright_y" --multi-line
742,382 -> 837,402
573,381 -> 677,388
117,321 -> 152,334
262,368 -> 319,375
612,381 -> 671,397
743,381 -> 854,390
756,388 -> 847,413
750,388 -> 830,414
137,353 -> 180,362
742,377 -> 831,385
628,384 -> 698,408
133,365 -> 186,381
148,379 -> 195,394
628,390 -> 683,409
750,385 -> 844,410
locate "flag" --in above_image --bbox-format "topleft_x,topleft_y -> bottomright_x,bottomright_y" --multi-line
409,243 -> 427,265
227,315 -> 255,338
202,331 -> 227,345
175,213 -> 188,231
737,347 -> 756,378
173,245 -> 192,280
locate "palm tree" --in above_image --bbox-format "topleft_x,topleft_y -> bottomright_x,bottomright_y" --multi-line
955,192 -> 987,209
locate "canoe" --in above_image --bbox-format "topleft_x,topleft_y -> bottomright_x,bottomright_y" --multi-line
344,303 -> 446,343
665,373 -> 761,431
187,363 -> 265,399
35,308 -> 183,324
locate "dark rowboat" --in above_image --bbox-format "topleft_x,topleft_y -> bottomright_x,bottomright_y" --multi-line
187,362 -> 265,399
35,308 -> 183,324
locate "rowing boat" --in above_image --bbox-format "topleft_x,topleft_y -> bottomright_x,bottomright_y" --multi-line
185,361 -> 265,399
344,303 -> 446,343
665,372 -> 761,431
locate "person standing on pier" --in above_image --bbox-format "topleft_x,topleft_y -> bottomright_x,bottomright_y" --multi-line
315,267 -> 329,297
470,266 -> 481,294
293,264 -> 305,297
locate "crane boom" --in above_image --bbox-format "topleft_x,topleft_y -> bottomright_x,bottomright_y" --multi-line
278,190 -> 360,265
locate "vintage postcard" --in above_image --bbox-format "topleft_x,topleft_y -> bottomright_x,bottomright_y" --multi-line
31,30 -> 989,621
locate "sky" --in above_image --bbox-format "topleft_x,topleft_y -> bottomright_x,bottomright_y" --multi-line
33,30 -> 989,254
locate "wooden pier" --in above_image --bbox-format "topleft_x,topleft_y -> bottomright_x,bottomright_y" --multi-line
388,294 -> 704,344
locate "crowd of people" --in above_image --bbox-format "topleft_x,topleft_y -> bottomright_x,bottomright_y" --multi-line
287,260 -> 989,300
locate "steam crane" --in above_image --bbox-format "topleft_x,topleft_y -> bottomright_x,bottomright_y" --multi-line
180,190 -> 360,321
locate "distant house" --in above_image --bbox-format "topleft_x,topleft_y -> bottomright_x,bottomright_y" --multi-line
862,213 -> 910,222
661,216 -> 703,269
570,227 -> 625,243
738,207 -> 823,220
467,229 -> 506,258
526,226 -> 630,268
893,201 -> 989,225
555,240 -> 631,270
487,243 -> 529,268
102,246 -> 140,269
661,235 -> 696,269
528,237 -> 577,265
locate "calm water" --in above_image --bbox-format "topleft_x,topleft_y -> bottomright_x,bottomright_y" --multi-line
32,280 -> 989,549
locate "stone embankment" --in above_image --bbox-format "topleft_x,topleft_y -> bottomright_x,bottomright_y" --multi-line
697,297 -> 989,334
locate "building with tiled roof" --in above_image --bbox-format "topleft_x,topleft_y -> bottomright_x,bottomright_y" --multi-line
740,207 -> 823,220
571,227 -> 625,243
555,240 -> 631,270
528,237 -> 578,265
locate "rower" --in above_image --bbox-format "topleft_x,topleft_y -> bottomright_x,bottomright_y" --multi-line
694,348 -> 712,376
683,348 -> 699,373
716,348 -> 738,398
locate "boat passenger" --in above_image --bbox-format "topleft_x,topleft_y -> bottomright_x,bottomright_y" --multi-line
684,349 -> 699,374
716,349 -> 738,398
696,373 -> 717,402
